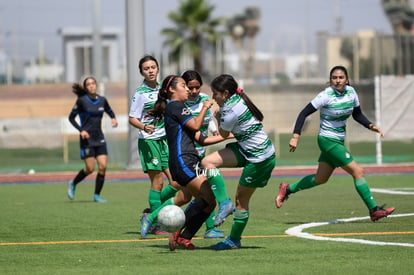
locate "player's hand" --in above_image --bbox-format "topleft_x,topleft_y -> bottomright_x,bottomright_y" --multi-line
80,130 -> 90,140
144,124 -> 155,134
369,124 -> 384,137
202,101 -> 213,110
289,136 -> 299,152
112,118 -> 118,128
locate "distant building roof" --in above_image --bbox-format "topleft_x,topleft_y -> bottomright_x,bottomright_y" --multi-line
58,27 -> 122,37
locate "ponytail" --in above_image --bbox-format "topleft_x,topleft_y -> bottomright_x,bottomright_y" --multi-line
211,74 -> 264,121
72,76 -> 96,97
148,75 -> 179,120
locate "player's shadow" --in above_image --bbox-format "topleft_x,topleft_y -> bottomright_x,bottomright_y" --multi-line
66,200 -> 96,203
148,244 -> 262,251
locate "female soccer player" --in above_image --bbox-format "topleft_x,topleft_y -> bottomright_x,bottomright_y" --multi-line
182,69 -> 232,239
202,74 -> 276,250
129,55 -> 180,234
148,75 -> 227,250
275,65 -> 395,222
67,76 -> 118,203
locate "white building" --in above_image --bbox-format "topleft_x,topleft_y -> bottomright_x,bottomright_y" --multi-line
59,27 -> 124,83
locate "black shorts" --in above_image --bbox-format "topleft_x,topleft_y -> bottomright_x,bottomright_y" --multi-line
80,143 -> 108,159
169,153 -> 200,186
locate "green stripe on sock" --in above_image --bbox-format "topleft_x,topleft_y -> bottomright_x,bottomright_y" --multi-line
229,209 -> 249,240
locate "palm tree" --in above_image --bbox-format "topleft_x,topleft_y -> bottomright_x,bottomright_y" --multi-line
161,0 -> 224,75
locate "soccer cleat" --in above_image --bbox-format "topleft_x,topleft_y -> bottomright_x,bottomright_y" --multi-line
176,237 -> 196,250
204,229 -> 225,239
67,180 -> 75,200
93,194 -> 107,203
211,237 -> 241,250
140,214 -> 152,239
275,182 -> 290,208
214,199 -> 234,227
370,205 -> 395,222
168,231 -> 180,251
151,225 -> 168,236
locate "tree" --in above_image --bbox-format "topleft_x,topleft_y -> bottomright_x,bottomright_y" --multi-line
161,0 -> 224,75
382,0 -> 414,35
382,0 -> 414,74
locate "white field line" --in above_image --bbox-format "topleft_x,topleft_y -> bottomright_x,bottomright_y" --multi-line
286,188 -> 414,247
286,213 -> 414,248
371,188 -> 414,195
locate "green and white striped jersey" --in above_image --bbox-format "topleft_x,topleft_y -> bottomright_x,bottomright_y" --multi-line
185,93 -> 217,157
220,94 -> 275,163
311,85 -> 360,141
129,81 -> 165,140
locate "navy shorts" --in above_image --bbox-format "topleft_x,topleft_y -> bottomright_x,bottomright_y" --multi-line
80,143 -> 108,159
169,153 -> 200,186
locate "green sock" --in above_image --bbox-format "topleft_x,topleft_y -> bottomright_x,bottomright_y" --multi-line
354,178 -> 377,210
207,169 -> 229,203
148,189 -> 161,213
289,174 -> 318,193
148,197 -> 175,222
160,185 -> 178,203
205,211 -> 216,231
229,209 -> 249,241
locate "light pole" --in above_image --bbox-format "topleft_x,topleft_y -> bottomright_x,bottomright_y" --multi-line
243,7 -> 260,81
228,14 -> 246,84
227,7 -> 260,84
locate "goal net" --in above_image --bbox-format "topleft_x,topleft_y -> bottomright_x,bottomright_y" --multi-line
374,75 -> 414,164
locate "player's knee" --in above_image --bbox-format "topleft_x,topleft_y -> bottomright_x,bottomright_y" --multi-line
201,157 -> 215,170
98,166 -> 106,174
84,167 -> 94,175
355,166 -> 365,178
314,177 -> 328,185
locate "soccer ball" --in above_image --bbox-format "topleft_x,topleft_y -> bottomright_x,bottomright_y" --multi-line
157,205 -> 186,233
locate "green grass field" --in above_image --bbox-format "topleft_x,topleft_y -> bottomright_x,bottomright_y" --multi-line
1,175 -> 413,274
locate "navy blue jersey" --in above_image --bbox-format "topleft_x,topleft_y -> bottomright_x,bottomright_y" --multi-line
68,94 -> 116,147
164,100 -> 200,184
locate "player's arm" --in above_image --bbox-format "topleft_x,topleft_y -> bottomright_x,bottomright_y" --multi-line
194,131 -> 230,146
185,101 -> 213,131
214,109 -> 232,138
68,99 -> 82,132
289,103 -> 317,152
352,106 -> 384,137
104,99 -> 118,127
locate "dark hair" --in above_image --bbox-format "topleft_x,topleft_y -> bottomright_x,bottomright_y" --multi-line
211,74 -> 264,121
181,70 -> 203,86
148,75 -> 180,120
72,76 -> 96,97
329,65 -> 350,85
138,55 -> 159,75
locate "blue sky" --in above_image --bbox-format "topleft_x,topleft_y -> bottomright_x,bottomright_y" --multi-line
0,0 -> 407,63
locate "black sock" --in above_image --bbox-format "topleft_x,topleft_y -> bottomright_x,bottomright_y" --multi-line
181,197 -> 211,240
73,169 -> 88,186
94,173 -> 105,195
